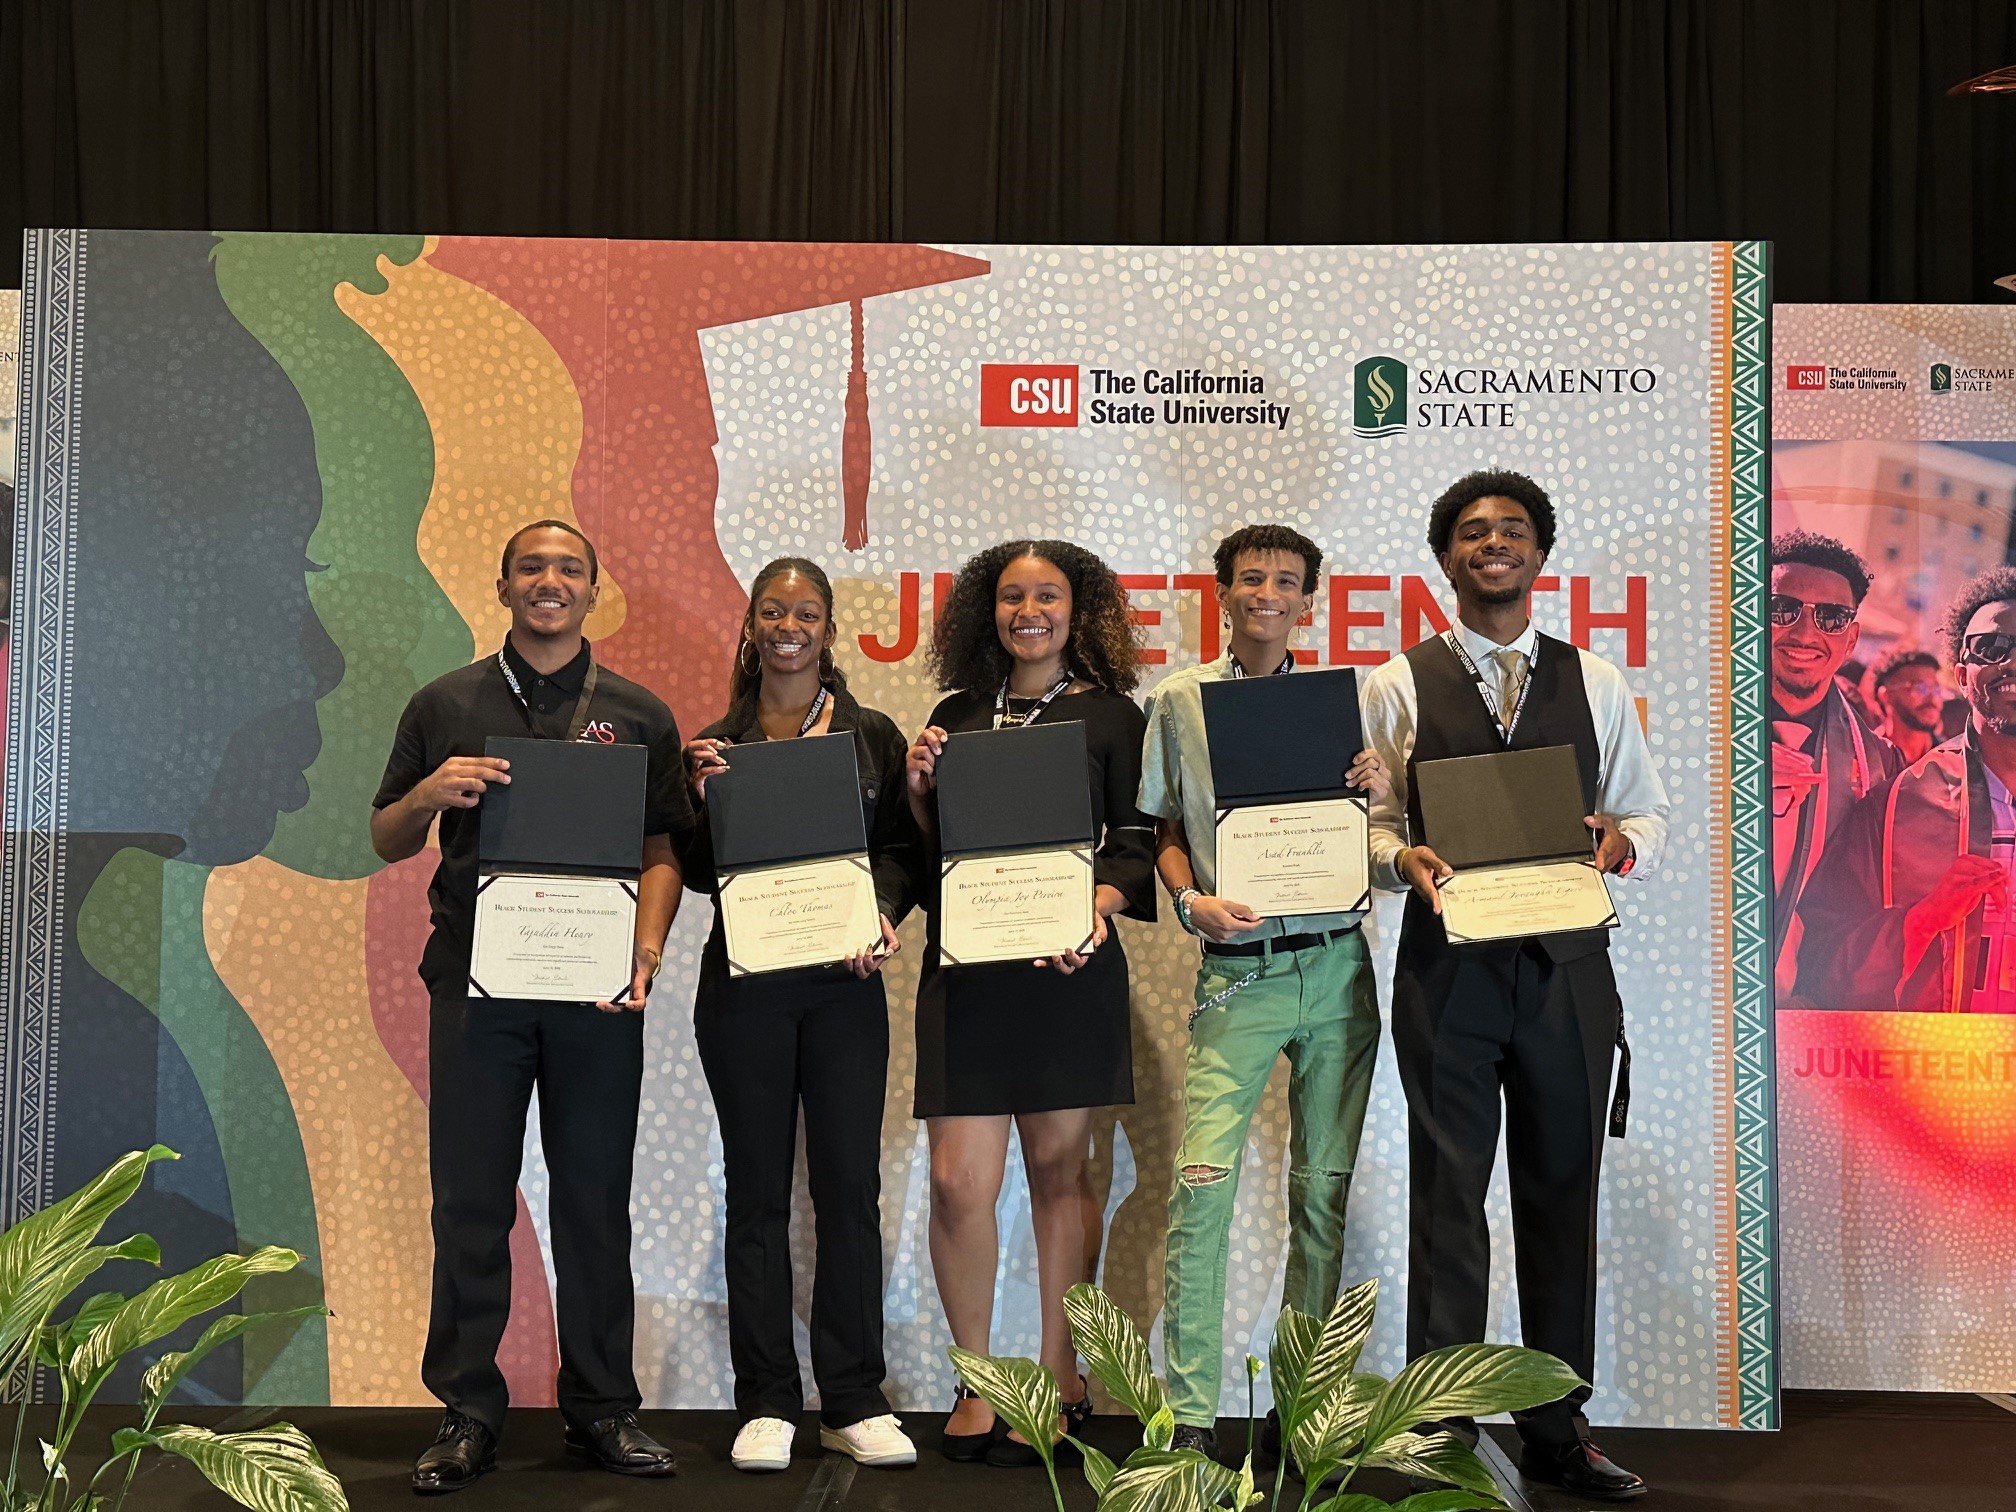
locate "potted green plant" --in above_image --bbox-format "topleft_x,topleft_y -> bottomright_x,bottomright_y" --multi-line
0,1146 -> 347,1512
950,1277 -> 1584,1512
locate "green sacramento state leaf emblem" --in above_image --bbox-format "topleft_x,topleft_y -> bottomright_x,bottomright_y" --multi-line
1930,362 -> 1953,393
1354,355 -> 1409,437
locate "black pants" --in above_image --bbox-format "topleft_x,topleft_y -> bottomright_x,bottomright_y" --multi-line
425,994 -> 644,1435
1391,940 -> 1620,1449
694,947 -> 891,1428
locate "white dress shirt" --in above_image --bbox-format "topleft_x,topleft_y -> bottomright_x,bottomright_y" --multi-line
1360,618 -> 1672,891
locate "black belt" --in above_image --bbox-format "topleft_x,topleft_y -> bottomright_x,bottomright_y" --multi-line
1206,927 -> 1357,958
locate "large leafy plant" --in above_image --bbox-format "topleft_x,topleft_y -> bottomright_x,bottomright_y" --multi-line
0,1146 -> 347,1512
949,1278 -> 1582,1512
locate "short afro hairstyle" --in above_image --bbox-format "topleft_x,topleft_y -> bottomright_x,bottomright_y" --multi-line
500,518 -> 599,582
1213,524 -> 1322,593
1769,530 -> 1869,606
1873,647 -> 1939,686
1426,470 -> 1556,557
1939,566 -> 2016,664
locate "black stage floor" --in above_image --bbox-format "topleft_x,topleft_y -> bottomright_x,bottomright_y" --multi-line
82,1390 -> 2016,1510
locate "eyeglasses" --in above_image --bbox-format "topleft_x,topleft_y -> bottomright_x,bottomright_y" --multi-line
1960,632 -> 2016,667
1768,595 -> 1857,635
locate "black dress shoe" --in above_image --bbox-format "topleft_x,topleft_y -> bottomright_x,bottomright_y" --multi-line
1169,1424 -> 1219,1462
985,1378 -> 1092,1468
412,1410 -> 496,1495
941,1383 -> 1001,1462
564,1410 -> 679,1477
1519,1437 -> 1647,1501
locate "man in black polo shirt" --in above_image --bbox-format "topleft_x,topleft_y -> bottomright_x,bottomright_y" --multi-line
373,520 -> 691,1492
1363,472 -> 1669,1502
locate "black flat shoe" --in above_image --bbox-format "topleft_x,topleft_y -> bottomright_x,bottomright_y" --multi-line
987,1377 -> 1091,1468
1519,1436 -> 1647,1501
412,1410 -> 496,1495
940,1383 -> 1000,1463
563,1410 -> 678,1477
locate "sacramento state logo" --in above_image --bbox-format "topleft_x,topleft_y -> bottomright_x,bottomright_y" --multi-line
1354,355 -> 1409,437
1930,363 -> 1953,394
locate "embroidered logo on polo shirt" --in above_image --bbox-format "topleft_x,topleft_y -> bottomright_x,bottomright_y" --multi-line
579,720 -> 616,744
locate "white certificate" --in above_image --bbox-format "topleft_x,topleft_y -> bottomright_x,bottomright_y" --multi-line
940,847 -> 1095,966
469,872 -> 638,1002
1214,797 -> 1370,917
1439,858 -> 1620,945
719,855 -> 881,977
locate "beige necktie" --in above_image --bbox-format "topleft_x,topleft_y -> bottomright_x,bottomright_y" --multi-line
1496,647 -> 1526,732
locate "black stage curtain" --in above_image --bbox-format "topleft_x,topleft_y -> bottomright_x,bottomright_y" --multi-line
2,0 -> 2013,300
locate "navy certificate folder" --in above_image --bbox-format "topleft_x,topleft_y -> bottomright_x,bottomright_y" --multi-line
479,736 -> 647,875
1201,666 -> 1363,807
707,731 -> 868,871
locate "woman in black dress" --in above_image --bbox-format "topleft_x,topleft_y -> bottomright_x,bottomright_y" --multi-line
904,540 -> 1155,1466
680,558 -> 919,1473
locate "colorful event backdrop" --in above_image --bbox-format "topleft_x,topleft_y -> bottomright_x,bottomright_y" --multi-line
3,232 -> 1773,1427
1773,305 -> 2016,1391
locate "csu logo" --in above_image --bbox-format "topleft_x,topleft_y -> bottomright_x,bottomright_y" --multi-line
1786,365 -> 1827,390
1931,363 -> 1953,394
980,364 -> 1080,426
1353,356 -> 1408,438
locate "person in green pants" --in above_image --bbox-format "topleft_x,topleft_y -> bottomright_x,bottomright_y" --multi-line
1137,524 -> 1388,1464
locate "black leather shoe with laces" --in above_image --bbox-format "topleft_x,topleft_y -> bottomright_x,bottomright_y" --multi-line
563,1410 -> 679,1477
1519,1436 -> 1648,1501
411,1411 -> 496,1495
1169,1423 -> 1219,1463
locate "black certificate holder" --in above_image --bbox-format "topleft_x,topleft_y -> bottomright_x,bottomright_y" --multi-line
1202,666 -> 1364,806
707,731 -> 868,871
936,720 -> 1095,857
479,735 -> 648,882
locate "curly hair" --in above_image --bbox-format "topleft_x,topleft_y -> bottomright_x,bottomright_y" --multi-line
720,557 -> 850,731
1771,529 -> 1872,606
1426,469 -> 1557,558
930,540 -> 1143,696
1213,524 -> 1322,592
1873,647 -> 1939,686
1940,566 -> 2016,664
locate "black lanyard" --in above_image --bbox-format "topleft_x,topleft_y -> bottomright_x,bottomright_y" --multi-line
795,684 -> 831,737
994,669 -> 1075,728
1227,650 -> 1294,678
1442,629 -> 1531,746
496,644 -> 600,741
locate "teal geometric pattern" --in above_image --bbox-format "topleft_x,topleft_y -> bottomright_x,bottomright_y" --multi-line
1725,238 -> 1779,1430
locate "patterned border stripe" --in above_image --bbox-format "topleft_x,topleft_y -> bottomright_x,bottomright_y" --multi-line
1726,237 -> 1778,1431
0,229 -> 85,1231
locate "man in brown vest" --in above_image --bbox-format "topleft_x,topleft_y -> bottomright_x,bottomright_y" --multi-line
1363,470 -> 1670,1501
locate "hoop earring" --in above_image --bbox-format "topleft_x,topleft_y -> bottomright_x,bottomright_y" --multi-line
818,646 -> 836,681
740,636 -> 760,675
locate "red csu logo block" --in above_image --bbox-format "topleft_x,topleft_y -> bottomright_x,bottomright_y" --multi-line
1786,365 -> 1827,391
981,364 -> 1080,426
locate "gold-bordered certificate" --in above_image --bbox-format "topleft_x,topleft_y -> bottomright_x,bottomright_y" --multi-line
719,854 -> 881,976
1438,859 -> 1619,945
940,846 -> 1095,966
1213,796 -> 1370,918
469,872 -> 637,1002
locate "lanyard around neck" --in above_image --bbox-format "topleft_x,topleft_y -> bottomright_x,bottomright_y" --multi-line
1442,629 -> 1531,746
792,683 -> 831,737
496,644 -> 599,741
994,668 -> 1075,729
1228,650 -> 1294,679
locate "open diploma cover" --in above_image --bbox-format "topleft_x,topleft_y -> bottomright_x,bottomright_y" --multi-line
1413,743 -> 1619,945
1202,667 -> 1370,917
707,732 -> 881,976
469,736 -> 647,1002
936,721 -> 1096,965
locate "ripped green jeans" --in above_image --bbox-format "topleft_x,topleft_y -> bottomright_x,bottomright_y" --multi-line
1161,929 -> 1381,1428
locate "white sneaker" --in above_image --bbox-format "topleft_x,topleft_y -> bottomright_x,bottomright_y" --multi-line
731,1416 -> 796,1472
818,1414 -> 917,1467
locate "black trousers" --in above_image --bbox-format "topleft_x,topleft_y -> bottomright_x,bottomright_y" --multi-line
694,946 -> 891,1428
425,994 -> 644,1435
1391,939 -> 1620,1449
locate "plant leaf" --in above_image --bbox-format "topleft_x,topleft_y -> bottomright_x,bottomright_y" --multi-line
0,1234 -> 160,1382
1068,1435 -> 1118,1497
1231,1452 -> 1257,1509
1101,1447 -> 1240,1512
142,1305 -> 329,1416
1360,1345 -> 1584,1456
1289,1371 -> 1383,1488
110,1428 -> 159,1457
947,1348 -> 1059,1469
1308,1497 -> 1389,1512
1268,1307 -> 1323,1434
0,1147 -> 174,1306
1062,1283 -> 1169,1431
69,1247 -> 301,1386
1144,1403 -> 1175,1452
151,1422 -> 349,1512
1299,1278 -> 1380,1424
1389,1491 -> 1510,1512
1360,1431 -> 1502,1498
